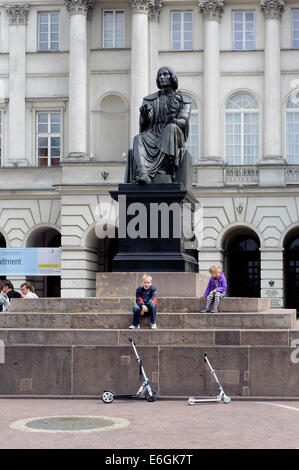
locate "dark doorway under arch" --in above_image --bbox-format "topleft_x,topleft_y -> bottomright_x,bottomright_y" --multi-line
284,231 -> 299,312
0,233 -> 6,281
0,233 -> 5,248
26,227 -> 61,297
225,231 -> 261,297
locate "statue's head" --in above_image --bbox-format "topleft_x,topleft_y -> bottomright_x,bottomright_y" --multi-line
156,66 -> 178,91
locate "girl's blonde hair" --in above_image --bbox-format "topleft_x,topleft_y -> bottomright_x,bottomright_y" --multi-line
209,265 -> 222,274
142,273 -> 152,282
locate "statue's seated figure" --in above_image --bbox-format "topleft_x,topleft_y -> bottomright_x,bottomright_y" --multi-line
125,66 -> 192,185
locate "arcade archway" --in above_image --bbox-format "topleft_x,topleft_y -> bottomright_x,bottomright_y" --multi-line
0,233 -> 6,281
26,227 -> 61,297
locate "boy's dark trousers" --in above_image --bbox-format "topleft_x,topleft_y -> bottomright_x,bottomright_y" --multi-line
132,302 -> 157,326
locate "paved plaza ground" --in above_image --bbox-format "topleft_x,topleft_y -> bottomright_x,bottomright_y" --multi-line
0,398 -> 298,450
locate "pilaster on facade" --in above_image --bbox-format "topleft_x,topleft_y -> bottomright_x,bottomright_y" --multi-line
148,0 -> 163,21
199,0 -> 224,164
260,0 -> 285,164
5,3 -> 30,25
259,0 -> 285,19
198,0 -> 224,22
129,0 -> 150,142
129,0 -> 151,14
66,0 -> 91,160
5,3 -> 28,166
64,0 -> 93,16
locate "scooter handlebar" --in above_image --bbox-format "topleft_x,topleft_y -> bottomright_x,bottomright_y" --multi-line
203,352 -> 207,362
128,337 -> 136,346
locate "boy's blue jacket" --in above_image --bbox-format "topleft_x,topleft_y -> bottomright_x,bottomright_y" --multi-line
136,285 -> 157,308
204,273 -> 227,297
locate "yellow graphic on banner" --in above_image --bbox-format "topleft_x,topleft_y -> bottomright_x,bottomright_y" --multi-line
38,264 -> 61,269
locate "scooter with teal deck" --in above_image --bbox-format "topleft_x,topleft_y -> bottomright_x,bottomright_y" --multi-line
101,337 -> 158,404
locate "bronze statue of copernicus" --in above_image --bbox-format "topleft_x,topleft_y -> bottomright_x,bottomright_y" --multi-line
125,66 -> 192,184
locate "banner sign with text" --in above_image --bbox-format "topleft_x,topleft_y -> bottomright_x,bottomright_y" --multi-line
0,248 -> 61,276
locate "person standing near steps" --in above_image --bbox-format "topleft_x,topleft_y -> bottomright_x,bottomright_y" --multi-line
0,281 -> 10,312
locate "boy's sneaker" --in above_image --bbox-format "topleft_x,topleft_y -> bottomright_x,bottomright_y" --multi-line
210,309 -> 218,313
200,309 -> 209,313
150,323 -> 157,329
128,324 -> 140,329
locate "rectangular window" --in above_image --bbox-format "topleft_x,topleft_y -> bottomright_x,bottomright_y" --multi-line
292,10 -> 299,48
103,10 -> 125,48
37,112 -> 61,167
226,113 -> 242,165
286,111 -> 299,163
233,11 -> 255,50
38,12 -> 60,51
171,11 -> 193,51
226,111 -> 259,165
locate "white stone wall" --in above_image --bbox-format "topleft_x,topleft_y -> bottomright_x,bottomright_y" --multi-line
0,0 -> 299,301
0,194 -> 61,248
195,189 -> 299,307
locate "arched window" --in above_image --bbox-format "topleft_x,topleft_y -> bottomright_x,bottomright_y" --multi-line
286,93 -> 299,163
225,93 -> 259,165
183,95 -> 199,164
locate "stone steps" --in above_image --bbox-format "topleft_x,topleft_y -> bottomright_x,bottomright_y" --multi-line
10,296 -> 271,313
0,310 -> 296,329
0,327 -> 297,346
1,296 -> 298,398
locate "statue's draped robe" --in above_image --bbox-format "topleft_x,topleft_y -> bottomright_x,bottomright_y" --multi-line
126,91 -> 191,182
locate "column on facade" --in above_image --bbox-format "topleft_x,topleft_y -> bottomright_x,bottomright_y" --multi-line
260,0 -> 285,163
260,249 -> 284,308
65,0 -> 93,158
198,1 -> 224,163
129,0 -> 150,143
5,4 -> 29,166
148,1 -> 163,92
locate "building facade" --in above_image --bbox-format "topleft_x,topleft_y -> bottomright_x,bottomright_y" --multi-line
0,0 -> 299,309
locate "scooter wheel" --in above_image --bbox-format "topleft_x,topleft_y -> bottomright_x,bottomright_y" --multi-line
223,396 -> 231,404
145,389 -> 158,402
101,390 -> 114,404
188,397 -> 196,406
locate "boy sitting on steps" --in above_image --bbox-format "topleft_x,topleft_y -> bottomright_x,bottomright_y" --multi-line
129,273 -> 158,329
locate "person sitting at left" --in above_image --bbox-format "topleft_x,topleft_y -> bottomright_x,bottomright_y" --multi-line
129,273 -> 158,329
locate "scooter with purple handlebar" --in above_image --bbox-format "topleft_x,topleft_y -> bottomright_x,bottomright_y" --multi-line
188,352 -> 231,405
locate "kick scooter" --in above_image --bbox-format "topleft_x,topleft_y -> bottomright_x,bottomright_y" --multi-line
101,337 -> 158,403
188,352 -> 231,405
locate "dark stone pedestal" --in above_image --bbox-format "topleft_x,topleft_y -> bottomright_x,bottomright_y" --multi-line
110,183 -> 199,272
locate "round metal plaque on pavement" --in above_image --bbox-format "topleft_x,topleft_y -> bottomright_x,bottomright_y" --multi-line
10,415 -> 129,433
